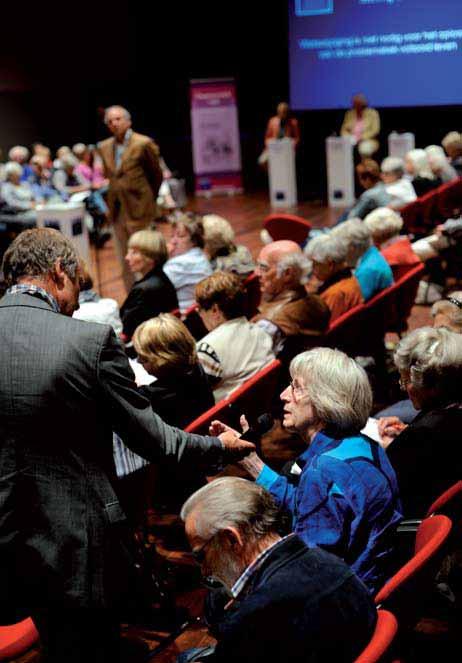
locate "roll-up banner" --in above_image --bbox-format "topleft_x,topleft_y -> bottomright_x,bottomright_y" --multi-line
190,78 -> 243,196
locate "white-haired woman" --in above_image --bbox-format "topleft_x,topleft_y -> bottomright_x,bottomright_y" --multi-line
332,218 -> 393,301
305,233 -> 363,320
425,145 -> 458,183
1,162 -> 36,212
405,148 -> 441,197
379,327 -> 462,518
380,156 -> 417,209
212,348 -> 401,593
8,145 -> 33,182
202,214 -> 254,276
364,207 -> 421,278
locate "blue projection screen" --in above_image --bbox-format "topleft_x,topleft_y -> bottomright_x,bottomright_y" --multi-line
289,0 -> 462,110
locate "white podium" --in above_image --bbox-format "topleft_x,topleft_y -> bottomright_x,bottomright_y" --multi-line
388,132 -> 415,159
268,138 -> 297,208
326,136 -> 355,208
36,202 -> 90,264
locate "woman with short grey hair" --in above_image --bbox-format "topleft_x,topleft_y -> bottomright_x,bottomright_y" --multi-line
305,233 -> 363,320
213,347 -> 401,592
202,214 -> 254,276
364,207 -> 420,277
380,326 -> 462,518
405,148 -> 441,197
381,156 -> 417,209
1,162 -> 36,212
431,293 -> 462,333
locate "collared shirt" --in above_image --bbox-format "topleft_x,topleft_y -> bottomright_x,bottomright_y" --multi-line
114,128 -> 133,168
7,284 -> 60,313
230,534 -> 293,598
256,430 -> 402,592
163,247 -> 212,312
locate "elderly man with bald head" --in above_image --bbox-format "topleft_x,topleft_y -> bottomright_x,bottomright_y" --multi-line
253,240 -> 330,353
98,105 -> 163,290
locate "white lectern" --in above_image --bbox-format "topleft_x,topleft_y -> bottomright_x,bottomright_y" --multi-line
326,136 -> 355,208
268,138 -> 297,208
36,202 -> 90,264
388,132 -> 415,159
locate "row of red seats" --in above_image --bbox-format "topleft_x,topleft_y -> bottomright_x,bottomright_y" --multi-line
401,177 -> 462,236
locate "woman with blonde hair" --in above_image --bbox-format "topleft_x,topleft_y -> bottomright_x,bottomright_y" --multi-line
202,214 -> 254,276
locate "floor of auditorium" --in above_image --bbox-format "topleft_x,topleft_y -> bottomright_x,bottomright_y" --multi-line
15,193 -> 446,662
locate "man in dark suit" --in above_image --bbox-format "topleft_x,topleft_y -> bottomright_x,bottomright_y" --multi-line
180,478 -> 376,663
0,228 -> 253,663
98,105 -> 163,290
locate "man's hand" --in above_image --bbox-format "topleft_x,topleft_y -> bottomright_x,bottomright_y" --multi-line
210,416 -> 249,438
219,430 -> 255,460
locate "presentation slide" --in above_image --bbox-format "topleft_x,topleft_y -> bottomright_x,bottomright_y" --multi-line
289,0 -> 462,110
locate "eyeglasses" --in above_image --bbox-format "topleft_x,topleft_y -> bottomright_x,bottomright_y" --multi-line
256,262 -> 270,273
289,379 -> 307,401
191,533 -> 217,565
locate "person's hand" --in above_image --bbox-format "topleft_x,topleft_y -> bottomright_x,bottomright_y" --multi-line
209,416 -> 249,437
377,416 -> 407,449
219,430 -> 255,460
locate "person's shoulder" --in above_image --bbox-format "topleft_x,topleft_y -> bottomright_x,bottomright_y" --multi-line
132,132 -> 159,148
97,137 -> 113,151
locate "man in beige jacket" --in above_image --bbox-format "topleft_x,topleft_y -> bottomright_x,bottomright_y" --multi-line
341,94 -> 380,157
98,106 -> 163,290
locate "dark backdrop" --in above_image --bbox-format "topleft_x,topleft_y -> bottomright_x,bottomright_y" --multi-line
0,0 -> 461,200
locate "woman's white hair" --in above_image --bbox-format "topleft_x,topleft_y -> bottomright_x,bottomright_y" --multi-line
394,326 -> 462,399
72,143 -> 87,158
305,233 -> 349,265
4,161 -> 23,179
431,292 -> 462,333
202,214 -> 235,258
364,207 -> 403,245
406,149 -> 434,179
290,347 -> 372,432
331,218 -> 371,265
381,156 -> 404,178
8,145 -> 29,162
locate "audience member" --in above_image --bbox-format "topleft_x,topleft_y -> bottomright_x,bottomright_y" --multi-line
52,154 -> 90,198
442,131 -> 462,176
179,477 -> 377,663
0,228 -> 253,663
8,145 -> 33,182
340,93 -> 380,157
379,327 -> 462,518
120,229 -> 178,340
98,105 -> 163,290
196,272 -> 274,401
305,233 -> 363,321
73,261 -> 122,335
332,219 -> 393,301
73,143 -> 107,187
347,159 -> 390,219
53,145 -> 72,170
1,162 -> 36,212
164,213 -> 212,312
252,240 -> 330,352
405,148 -> 441,197
202,214 -> 254,276
27,155 -> 57,201
364,207 -> 421,278
32,143 -> 52,168
431,293 -> 462,332
215,348 -> 401,592
425,145 -> 458,183
133,313 -> 214,428
380,156 -> 417,209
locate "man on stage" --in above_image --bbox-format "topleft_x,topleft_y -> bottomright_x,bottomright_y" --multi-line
98,105 -> 163,290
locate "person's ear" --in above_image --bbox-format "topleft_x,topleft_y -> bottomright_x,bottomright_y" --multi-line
51,259 -> 66,288
220,526 -> 244,550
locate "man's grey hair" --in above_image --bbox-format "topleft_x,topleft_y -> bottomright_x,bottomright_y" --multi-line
276,252 -> 311,283
431,292 -> 462,332
104,105 -> 131,124
72,143 -> 87,158
305,233 -> 349,265
364,207 -> 403,246
8,145 -> 29,162
394,326 -> 462,399
2,228 -> 80,286
331,218 -> 371,265
4,161 -> 23,180
381,156 -> 404,178
181,477 -> 280,541
290,347 -> 372,431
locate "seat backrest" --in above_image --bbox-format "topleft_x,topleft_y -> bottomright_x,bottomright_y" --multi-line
437,177 -> 462,220
354,609 -> 398,663
323,303 -> 367,356
425,480 -> 462,519
242,272 -> 261,318
420,188 -> 443,232
375,515 -> 452,612
0,618 -> 39,660
263,213 -> 312,244
386,262 -> 425,334
400,199 -> 423,236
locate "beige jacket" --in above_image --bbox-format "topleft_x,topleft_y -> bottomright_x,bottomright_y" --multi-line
340,107 -> 380,141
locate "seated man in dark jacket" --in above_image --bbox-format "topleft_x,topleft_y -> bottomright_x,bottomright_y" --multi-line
179,477 -> 376,663
120,229 -> 178,339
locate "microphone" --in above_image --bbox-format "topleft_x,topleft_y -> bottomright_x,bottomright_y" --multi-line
242,413 -> 274,454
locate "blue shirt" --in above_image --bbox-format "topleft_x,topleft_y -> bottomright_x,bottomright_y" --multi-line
355,245 -> 393,301
256,430 -> 402,593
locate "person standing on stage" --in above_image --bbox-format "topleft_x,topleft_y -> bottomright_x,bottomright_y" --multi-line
341,94 -> 380,158
258,102 -> 300,166
98,105 -> 163,290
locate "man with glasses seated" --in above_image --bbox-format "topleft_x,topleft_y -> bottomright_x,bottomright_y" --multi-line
178,477 -> 376,663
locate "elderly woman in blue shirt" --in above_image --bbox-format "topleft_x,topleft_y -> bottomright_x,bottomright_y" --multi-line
215,347 -> 402,593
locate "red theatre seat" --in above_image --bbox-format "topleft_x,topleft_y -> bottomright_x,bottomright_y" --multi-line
354,609 -> 398,663
0,618 -> 39,660
425,480 -> 462,519
263,213 -> 312,244
400,199 -> 423,236
437,177 -> 462,220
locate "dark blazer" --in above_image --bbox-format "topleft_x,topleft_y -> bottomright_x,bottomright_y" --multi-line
387,406 -> 462,518
120,267 -> 178,339
0,293 -> 222,621
206,535 -> 376,663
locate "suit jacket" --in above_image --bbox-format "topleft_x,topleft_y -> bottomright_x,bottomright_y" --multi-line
98,131 -> 163,224
0,293 -> 222,620
120,267 -> 178,339
341,107 -> 380,141
206,536 -> 376,663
